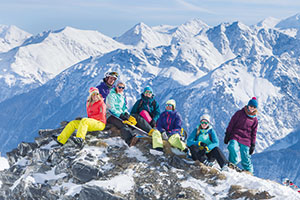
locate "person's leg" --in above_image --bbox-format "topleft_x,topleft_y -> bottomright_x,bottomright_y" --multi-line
107,115 -> 126,129
57,120 -> 80,144
206,147 -> 228,168
152,129 -> 163,149
227,140 -> 240,165
239,143 -> 254,173
168,134 -> 186,151
189,145 -> 207,162
120,126 -> 134,145
132,114 -> 152,133
76,118 -> 105,140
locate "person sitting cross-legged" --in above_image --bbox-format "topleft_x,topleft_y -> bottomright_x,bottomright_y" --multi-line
187,114 -> 229,169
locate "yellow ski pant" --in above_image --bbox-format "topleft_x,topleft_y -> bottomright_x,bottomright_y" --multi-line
152,130 -> 186,151
57,118 -> 105,144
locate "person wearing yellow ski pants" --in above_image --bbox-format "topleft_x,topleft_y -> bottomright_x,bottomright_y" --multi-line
57,118 -> 105,144
152,129 -> 186,151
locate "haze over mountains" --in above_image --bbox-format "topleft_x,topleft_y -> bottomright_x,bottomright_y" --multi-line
0,13 -> 300,185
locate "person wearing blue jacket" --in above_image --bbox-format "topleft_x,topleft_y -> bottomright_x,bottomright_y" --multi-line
187,114 -> 228,169
96,71 -> 118,101
130,86 -> 160,133
152,99 -> 186,152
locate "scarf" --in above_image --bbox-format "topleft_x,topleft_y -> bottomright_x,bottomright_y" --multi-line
244,106 -> 257,118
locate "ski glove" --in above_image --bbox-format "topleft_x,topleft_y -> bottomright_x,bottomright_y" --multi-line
150,119 -> 156,128
198,141 -> 209,151
249,144 -> 255,155
120,112 -> 130,121
224,132 -> 230,144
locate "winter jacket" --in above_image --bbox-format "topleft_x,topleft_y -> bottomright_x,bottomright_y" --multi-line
187,125 -> 219,152
226,108 -> 258,147
86,99 -> 106,124
106,88 -> 128,117
130,94 -> 160,122
156,110 -> 182,136
96,81 -> 113,101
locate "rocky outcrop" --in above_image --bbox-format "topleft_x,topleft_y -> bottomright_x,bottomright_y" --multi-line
0,123 -> 276,199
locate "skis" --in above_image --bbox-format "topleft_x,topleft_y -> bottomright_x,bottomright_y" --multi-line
113,115 -> 150,138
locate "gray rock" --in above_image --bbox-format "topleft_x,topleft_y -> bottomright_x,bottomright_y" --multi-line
78,185 -> 124,200
71,161 -> 103,183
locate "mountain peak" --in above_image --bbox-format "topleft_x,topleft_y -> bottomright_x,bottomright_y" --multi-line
276,13 -> 300,29
257,17 -> 280,28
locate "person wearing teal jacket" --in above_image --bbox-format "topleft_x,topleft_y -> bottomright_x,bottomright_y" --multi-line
106,81 -> 129,118
106,81 -> 136,146
187,114 -> 228,169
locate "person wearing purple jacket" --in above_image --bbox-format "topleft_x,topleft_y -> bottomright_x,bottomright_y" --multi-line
96,72 -> 118,101
224,97 -> 259,174
151,99 -> 187,152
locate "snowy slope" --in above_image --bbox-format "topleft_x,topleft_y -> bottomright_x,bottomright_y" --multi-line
0,25 -> 31,53
0,26 -> 126,102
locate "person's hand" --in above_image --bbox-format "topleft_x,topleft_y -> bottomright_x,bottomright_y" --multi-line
249,144 -> 255,155
150,119 -> 156,127
224,132 -> 230,144
198,141 -> 208,151
120,112 -> 130,120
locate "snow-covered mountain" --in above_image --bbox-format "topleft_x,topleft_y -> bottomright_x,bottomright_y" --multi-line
0,26 -> 126,102
0,25 -> 31,53
0,14 -> 300,189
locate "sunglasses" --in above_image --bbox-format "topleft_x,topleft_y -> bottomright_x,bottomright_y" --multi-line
144,91 -> 152,94
200,121 -> 209,125
92,92 -> 99,96
248,105 -> 256,109
166,104 -> 173,107
118,86 -> 125,89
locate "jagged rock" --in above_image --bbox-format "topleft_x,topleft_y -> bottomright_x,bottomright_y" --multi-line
17,142 -> 38,157
78,185 -> 124,200
0,125 -> 294,199
71,161 -> 103,183
228,185 -> 273,199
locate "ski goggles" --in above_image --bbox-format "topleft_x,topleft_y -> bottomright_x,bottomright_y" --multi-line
106,72 -> 119,78
118,86 -> 125,89
200,121 -> 209,125
144,91 -> 152,94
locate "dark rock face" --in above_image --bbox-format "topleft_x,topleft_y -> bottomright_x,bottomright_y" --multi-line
0,124 -> 276,199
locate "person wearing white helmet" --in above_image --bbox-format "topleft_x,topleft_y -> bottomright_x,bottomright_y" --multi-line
151,99 -> 187,152
187,114 -> 229,169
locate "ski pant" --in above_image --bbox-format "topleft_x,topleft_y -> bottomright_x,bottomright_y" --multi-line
57,118 -> 105,144
107,114 -> 135,145
189,145 -> 228,168
132,114 -> 152,133
107,115 -> 126,129
152,131 -> 186,151
228,139 -> 253,173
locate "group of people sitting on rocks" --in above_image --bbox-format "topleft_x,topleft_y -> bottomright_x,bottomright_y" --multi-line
54,71 -> 258,174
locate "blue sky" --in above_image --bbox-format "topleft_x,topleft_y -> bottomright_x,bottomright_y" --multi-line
0,0 -> 299,37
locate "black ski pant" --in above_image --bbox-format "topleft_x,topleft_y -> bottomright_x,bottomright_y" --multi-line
107,115 -> 134,145
189,145 -> 228,168
131,114 -> 152,133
